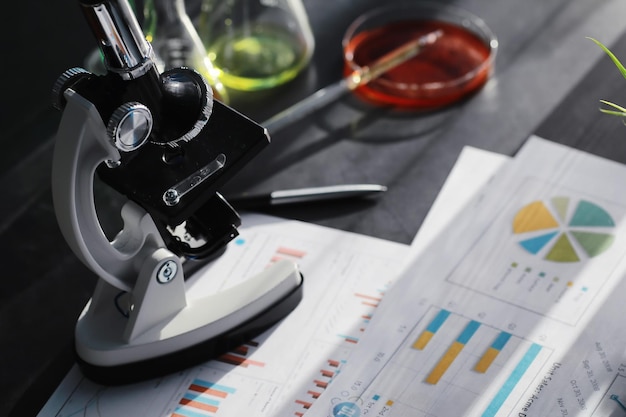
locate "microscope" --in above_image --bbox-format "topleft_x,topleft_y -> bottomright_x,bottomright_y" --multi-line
51,0 -> 303,384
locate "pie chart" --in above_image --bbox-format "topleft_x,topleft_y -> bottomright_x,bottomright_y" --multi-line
512,197 -> 615,262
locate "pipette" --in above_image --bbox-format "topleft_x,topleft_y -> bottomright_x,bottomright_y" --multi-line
263,30 -> 443,133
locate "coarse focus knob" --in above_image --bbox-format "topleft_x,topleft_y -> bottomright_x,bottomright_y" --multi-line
106,102 -> 153,152
51,67 -> 92,111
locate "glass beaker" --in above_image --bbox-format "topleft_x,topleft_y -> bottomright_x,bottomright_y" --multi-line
197,0 -> 315,91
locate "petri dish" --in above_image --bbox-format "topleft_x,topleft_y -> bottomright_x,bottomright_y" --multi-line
343,2 -> 498,109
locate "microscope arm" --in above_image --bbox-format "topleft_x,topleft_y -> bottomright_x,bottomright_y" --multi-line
52,88 -> 173,293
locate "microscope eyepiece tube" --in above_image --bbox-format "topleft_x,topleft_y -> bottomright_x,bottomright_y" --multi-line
80,0 -> 155,80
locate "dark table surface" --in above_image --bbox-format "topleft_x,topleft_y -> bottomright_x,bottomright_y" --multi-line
4,0 -> 626,415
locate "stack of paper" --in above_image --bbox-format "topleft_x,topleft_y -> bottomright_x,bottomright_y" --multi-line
39,204 -> 412,416
39,136 -> 626,417
307,136 -> 626,417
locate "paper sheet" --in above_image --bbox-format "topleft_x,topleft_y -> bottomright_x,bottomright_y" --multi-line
410,146 -> 510,254
38,215 -> 410,417
306,136 -> 626,417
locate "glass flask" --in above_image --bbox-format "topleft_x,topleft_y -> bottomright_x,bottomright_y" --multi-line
197,0 -> 315,91
143,0 -> 229,102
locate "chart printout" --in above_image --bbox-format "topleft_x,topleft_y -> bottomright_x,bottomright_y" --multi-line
307,136 -> 626,417
38,215 -> 409,417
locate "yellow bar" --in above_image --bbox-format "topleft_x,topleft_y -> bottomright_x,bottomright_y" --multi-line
425,341 -> 464,385
386,400 -> 394,406
474,347 -> 500,373
412,331 -> 434,350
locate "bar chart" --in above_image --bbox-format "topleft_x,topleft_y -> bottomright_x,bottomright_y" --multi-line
336,286 -> 388,345
214,340 -> 266,368
292,357 -> 348,417
172,378 -> 236,416
339,306 -> 552,417
169,367 -> 281,417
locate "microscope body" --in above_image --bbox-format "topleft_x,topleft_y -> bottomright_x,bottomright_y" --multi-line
54,33 -> 268,262
50,0 -> 303,384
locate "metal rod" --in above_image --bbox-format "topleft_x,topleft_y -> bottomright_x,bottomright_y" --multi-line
79,0 -> 155,79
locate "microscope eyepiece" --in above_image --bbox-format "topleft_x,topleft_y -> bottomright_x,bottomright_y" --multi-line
79,0 -> 154,80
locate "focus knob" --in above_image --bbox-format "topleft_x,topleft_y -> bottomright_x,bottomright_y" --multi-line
51,67 -> 92,111
106,102 -> 153,152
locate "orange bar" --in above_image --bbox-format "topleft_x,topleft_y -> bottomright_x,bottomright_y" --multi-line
320,369 -> 334,378
218,353 -> 265,368
355,293 -> 383,302
308,390 -> 321,398
425,342 -> 464,385
277,247 -> 306,258
412,331 -> 434,350
231,345 -> 249,356
328,359 -> 341,367
188,384 -> 228,398
179,398 -> 218,413
314,379 -> 328,388
475,347 -> 500,373
295,399 -> 313,409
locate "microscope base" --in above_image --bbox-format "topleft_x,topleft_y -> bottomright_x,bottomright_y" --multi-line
74,260 -> 303,385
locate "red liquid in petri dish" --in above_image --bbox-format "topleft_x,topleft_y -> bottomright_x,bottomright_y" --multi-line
344,20 -> 493,108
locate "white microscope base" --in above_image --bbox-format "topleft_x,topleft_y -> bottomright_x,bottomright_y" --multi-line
74,260 -> 303,384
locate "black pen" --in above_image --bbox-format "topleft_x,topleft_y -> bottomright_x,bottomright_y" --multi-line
225,184 -> 387,209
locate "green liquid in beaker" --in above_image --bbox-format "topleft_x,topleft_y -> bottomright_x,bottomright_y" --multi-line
207,25 -> 308,91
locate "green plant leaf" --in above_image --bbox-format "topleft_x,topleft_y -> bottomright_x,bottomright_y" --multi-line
600,109 -> 626,117
600,100 -> 626,117
600,99 -> 626,112
588,37 -> 626,79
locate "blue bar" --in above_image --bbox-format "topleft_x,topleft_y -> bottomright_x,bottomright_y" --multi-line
482,343 -> 542,417
427,309 -> 451,333
193,378 -> 237,394
338,334 -> 360,343
457,320 -> 481,344
174,406 -> 213,417
491,332 -> 512,351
